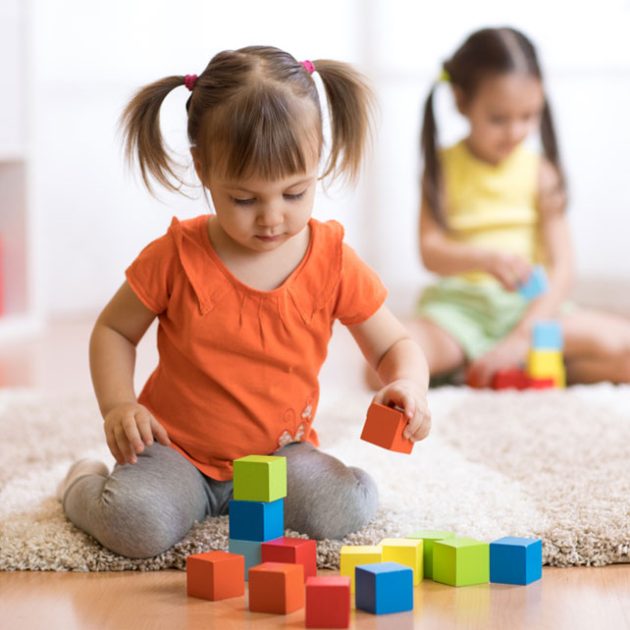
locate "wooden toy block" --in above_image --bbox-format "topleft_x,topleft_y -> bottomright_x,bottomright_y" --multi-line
233,455 -> 287,502
186,550 -> 245,600
379,538 -> 423,585
433,537 -> 489,586
490,537 -> 542,585
228,538 -> 262,580
406,530 -> 455,579
491,368 -> 530,390
532,321 -> 563,350
518,265 -> 548,301
360,402 -> 413,454
229,498 -> 284,542
339,545 -> 382,592
248,562 -> 304,614
527,377 -> 555,390
527,350 -> 566,387
261,536 -> 317,581
355,562 -> 414,615
305,576 -> 351,628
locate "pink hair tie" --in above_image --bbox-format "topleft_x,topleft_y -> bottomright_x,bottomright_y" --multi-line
184,74 -> 198,91
300,60 -> 315,75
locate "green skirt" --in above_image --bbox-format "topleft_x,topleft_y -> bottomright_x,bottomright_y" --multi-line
416,277 -> 529,360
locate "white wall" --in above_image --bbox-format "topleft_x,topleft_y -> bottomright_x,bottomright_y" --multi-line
24,0 -> 630,316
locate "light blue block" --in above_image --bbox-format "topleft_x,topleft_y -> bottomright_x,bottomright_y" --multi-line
355,562 -> 413,615
490,537 -> 542,585
519,266 -> 548,301
228,539 -> 262,580
532,321 -> 563,350
228,498 -> 284,542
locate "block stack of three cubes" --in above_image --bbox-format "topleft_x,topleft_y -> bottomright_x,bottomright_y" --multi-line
527,321 -> 565,388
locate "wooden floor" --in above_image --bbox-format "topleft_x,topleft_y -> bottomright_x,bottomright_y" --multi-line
1,315 -> 630,629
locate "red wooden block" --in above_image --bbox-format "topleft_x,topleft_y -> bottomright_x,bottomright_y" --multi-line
360,402 -> 413,454
186,550 -> 245,600
261,536 -> 317,581
248,562 -> 305,614
527,377 -> 555,389
305,576 -> 351,628
491,368 -> 530,390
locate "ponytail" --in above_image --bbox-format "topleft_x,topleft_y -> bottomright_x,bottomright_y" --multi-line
312,59 -> 374,184
120,76 -> 188,194
420,85 -> 445,226
540,100 -> 567,196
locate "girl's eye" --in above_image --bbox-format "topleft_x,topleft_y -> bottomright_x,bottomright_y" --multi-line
232,197 -> 256,206
489,116 -> 507,125
284,191 -> 306,201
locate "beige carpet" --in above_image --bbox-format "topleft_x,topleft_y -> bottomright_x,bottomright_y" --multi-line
1,385 -> 629,571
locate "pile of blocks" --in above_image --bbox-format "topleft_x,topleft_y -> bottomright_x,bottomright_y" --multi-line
340,530 -> 543,607
186,453 -> 543,624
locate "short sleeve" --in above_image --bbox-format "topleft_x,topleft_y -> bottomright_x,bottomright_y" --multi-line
334,243 -> 388,325
125,233 -> 177,314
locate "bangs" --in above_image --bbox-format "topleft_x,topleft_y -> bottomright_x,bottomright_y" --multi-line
200,85 -> 322,182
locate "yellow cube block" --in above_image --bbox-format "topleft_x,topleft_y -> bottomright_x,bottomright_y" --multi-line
527,350 -> 566,387
379,538 -> 423,585
339,545 -> 382,592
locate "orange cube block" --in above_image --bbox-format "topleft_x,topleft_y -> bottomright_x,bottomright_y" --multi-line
360,402 -> 413,454
186,550 -> 245,600
305,576 -> 351,628
261,536 -> 317,581
248,562 -> 305,614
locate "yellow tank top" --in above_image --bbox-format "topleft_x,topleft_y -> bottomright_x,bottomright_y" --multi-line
441,140 -> 541,283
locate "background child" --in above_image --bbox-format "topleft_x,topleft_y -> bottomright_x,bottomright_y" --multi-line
56,46 -> 431,558
412,27 -> 630,387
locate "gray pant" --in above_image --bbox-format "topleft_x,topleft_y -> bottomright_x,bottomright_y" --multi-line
63,442 -> 378,558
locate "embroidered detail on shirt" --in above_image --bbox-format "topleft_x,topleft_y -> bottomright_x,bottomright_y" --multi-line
301,403 -> 313,420
277,423 -> 306,448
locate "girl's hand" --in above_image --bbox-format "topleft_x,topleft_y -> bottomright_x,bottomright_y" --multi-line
373,379 -> 431,443
103,402 -> 171,465
483,251 -> 532,292
466,332 -> 530,388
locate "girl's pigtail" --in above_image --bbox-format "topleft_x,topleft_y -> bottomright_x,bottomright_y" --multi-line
311,59 -> 374,184
421,85 -> 445,226
540,100 -> 567,195
120,76 -> 188,194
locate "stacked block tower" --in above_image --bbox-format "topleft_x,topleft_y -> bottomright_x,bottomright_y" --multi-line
228,455 -> 287,579
527,321 -> 565,388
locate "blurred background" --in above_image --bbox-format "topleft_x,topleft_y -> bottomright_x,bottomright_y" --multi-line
0,0 -> 629,384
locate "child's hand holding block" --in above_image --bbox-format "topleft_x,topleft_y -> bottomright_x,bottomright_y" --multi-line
518,265 -> 548,301
360,402 -> 414,454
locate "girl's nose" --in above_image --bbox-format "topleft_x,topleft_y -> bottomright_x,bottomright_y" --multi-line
257,204 -> 283,228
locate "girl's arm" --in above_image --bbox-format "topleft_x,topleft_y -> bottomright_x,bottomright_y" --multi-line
348,305 -> 431,442
419,198 -> 531,289
90,281 -> 170,464
512,158 -> 574,337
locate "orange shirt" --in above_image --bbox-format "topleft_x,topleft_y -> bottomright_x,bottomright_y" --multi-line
126,216 -> 387,480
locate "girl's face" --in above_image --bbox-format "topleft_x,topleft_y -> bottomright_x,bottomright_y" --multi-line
458,73 -> 545,164
207,157 -> 318,254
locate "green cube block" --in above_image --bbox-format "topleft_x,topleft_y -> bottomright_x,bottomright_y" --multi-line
406,530 -> 455,579
233,455 -> 287,502
433,537 -> 489,586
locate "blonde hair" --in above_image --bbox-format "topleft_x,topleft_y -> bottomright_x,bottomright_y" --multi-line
121,45 -> 374,194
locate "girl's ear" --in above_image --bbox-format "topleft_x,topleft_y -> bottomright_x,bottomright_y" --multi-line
453,86 -> 469,116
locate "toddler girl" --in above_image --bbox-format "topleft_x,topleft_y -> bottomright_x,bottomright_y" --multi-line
57,46 -> 431,558
413,27 -> 630,387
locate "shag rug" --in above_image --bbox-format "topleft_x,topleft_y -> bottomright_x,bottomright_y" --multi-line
1,385 -> 630,572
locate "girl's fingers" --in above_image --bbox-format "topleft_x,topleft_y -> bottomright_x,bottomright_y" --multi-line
151,417 -> 171,446
135,411 -> 154,447
105,427 -> 125,465
121,415 -> 144,453
114,425 -> 137,464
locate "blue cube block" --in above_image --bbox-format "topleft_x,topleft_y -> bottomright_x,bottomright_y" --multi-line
490,537 -> 542,585
228,539 -> 262,580
532,321 -> 563,350
228,498 -> 284,542
355,562 -> 413,615
519,266 -> 548,301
